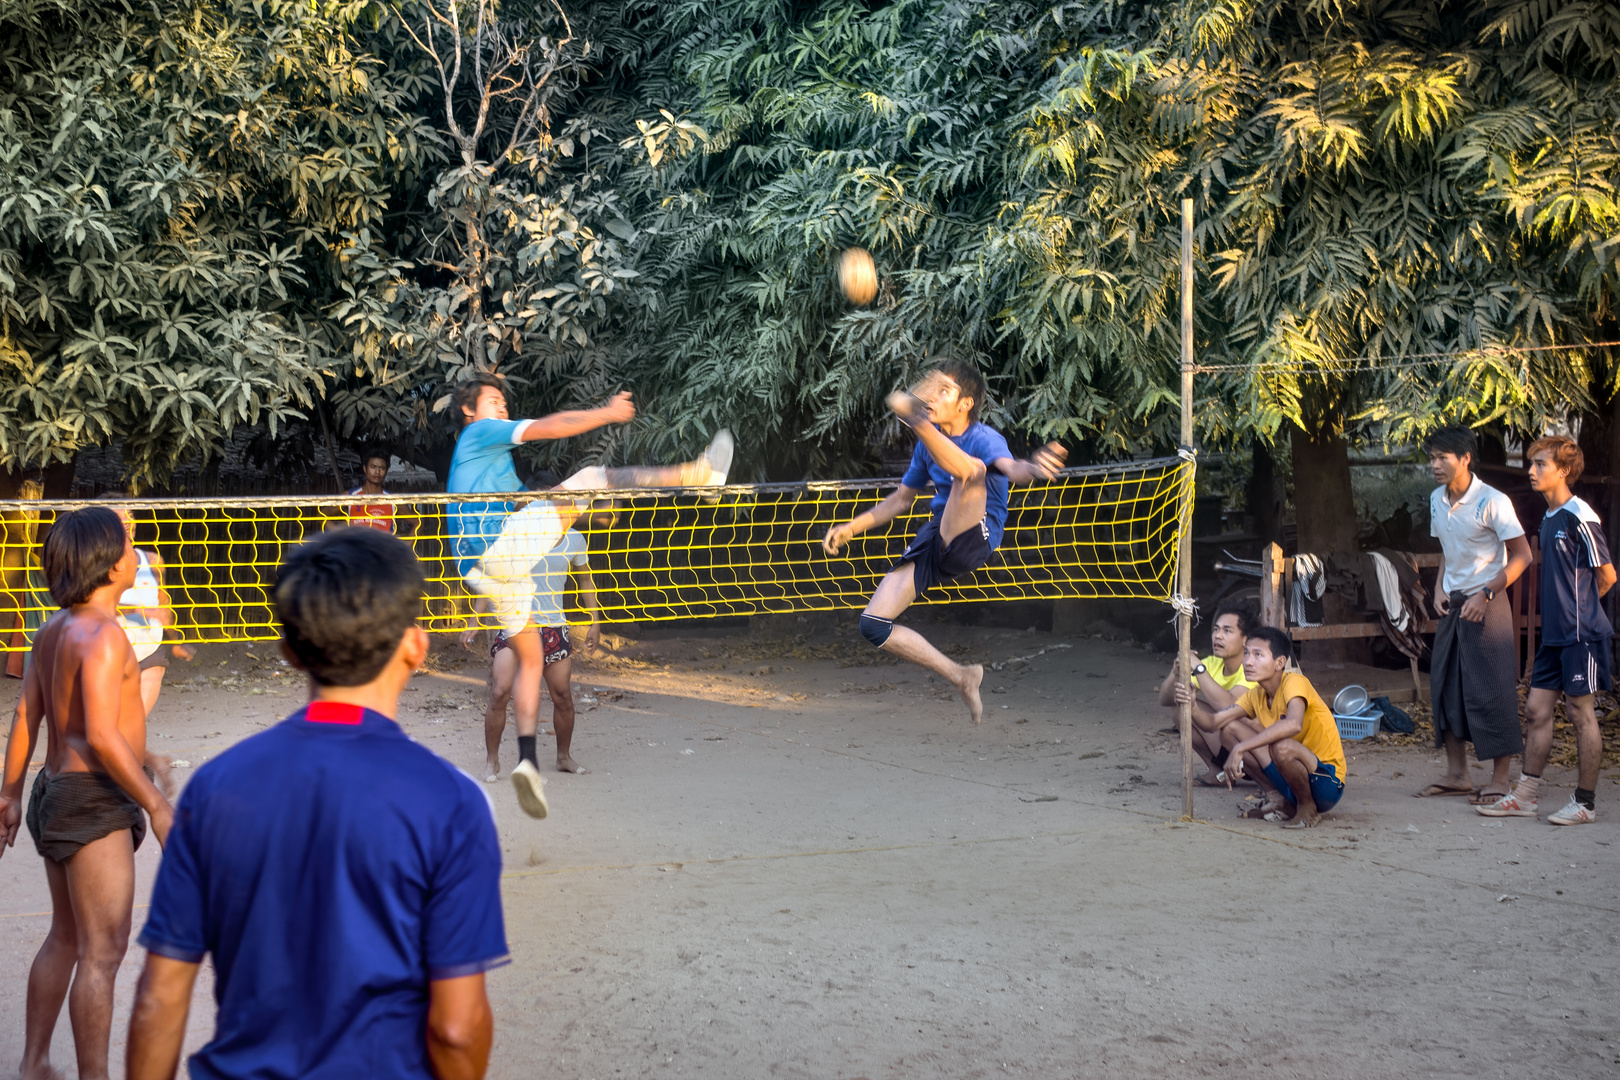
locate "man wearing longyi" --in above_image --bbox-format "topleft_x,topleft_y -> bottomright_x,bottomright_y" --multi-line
0,506 -> 174,1080
126,527 -> 508,1080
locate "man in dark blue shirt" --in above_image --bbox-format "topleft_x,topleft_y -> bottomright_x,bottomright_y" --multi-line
1478,436 -> 1614,827
822,357 -> 1064,722
126,528 -> 509,1080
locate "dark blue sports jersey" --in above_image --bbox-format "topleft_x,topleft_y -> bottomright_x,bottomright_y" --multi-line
138,702 -> 508,1080
900,422 -> 1014,549
1538,496 -> 1614,645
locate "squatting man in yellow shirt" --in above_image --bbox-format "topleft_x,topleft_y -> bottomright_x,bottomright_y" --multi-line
1156,598 -> 1257,785
1181,626 -> 1348,828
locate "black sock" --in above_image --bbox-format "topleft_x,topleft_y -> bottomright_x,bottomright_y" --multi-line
1575,787 -> 1596,810
518,736 -> 538,766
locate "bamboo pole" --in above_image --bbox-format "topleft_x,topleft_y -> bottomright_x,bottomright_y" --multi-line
1179,197 -> 1196,821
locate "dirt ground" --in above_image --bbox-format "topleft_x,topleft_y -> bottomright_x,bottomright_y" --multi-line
2,613 -> 1617,1079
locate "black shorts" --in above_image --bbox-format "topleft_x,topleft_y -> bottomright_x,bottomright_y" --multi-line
897,515 -> 994,599
139,645 -> 171,671
1530,640 -> 1612,696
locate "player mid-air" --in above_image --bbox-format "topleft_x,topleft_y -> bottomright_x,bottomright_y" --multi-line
823,358 -> 1065,723
447,373 -> 731,817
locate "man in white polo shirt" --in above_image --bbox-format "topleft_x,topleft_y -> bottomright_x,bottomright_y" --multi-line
1421,427 -> 1532,801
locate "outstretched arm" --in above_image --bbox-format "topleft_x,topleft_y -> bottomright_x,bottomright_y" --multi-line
992,443 -> 1066,485
823,485 -> 922,555
518,391 -> 637,442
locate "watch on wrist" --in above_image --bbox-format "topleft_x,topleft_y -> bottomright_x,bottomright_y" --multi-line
1482,587 -> 1496,602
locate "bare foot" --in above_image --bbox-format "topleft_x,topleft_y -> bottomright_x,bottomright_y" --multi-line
1282,807 -> 1321,829
957,664 -> 984,724
20,1063 -> 67,1080
484,759 -> 501,783
557,754 -> 588,774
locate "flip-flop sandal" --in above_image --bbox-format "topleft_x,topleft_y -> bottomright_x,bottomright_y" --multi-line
1262,810 -> 1292,823
1194,775 -> 1222,788
1469,789 -> 1509,805
1415,783 -> 1476,798
1281,819 -> 1316,829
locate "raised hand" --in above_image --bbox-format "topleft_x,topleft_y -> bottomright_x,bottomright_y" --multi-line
598,391 -> 636,425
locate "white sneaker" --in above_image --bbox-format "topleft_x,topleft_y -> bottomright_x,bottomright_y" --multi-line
701,429 -> 734,486
1548,796 -> 1595,826
1475,790 -> 1538,818
511,760 -> 549,819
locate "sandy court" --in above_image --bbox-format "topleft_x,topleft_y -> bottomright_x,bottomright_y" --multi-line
2,617 -> 1616,1078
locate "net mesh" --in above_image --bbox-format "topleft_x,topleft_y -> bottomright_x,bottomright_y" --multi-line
0,457 -> 1191,651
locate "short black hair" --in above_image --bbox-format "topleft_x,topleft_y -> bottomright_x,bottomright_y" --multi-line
1245,625 -> 1293,663
1422,426 -> 1478,462
275,527 -> 426,686
453,373 -> 509,428
1212,598 -> 1259,636
43,506 -> 127,607
933,356 -> 986,424
362,450 -> 390,468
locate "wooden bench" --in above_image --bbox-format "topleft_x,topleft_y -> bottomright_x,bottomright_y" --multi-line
1258,542 -> 1540,702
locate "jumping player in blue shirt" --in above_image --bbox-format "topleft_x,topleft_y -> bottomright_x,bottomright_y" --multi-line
1478,435 -> 1614,826
822,358 -> 1064,723
447,373 -> 731,816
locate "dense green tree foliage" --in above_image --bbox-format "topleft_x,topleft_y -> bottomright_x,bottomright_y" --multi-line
1,0 -> 1617,514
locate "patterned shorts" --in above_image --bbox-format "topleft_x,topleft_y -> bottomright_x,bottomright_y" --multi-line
490,625 -> 572,664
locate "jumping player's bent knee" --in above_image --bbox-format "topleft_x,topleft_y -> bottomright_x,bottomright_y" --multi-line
859,613 -> 894,648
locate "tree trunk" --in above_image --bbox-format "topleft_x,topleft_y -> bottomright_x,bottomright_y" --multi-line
1289,427 -> 1358,555
1247,438 -> 1283,545
1290,426 -> 1364,662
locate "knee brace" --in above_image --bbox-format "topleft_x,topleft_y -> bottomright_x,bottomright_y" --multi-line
859,613 -> 894,648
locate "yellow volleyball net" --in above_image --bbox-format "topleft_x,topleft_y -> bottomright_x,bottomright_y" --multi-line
0,457 -> 1192,651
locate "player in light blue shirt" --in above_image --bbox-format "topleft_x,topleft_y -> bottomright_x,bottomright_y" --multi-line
822,358 -> 1065,723
446,373 -> 732,817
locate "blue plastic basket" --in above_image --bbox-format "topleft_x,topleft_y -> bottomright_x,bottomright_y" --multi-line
1334,710 -> 1381,741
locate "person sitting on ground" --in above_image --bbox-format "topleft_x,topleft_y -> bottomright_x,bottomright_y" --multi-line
1476,435 -> 1614,826
126,526 -> 507,1080
1158,598 -> 1257,784
1419,426 -> 1531,803
1188,626 -> 1348,829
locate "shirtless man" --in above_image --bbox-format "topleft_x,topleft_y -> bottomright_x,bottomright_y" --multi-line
468,527 -> 601,780
822,358 -> 1063,722
0,506 -> 174,1080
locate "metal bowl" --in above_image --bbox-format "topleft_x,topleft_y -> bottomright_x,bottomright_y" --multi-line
1332,684 -> 1370,716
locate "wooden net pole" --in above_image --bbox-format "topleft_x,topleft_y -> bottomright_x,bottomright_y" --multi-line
1179,197 -> 1196,821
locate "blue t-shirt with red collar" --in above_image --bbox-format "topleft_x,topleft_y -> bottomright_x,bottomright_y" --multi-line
900,422 -> 1014,549
1539,495 -> 1614,645
138,702 -> 508,1080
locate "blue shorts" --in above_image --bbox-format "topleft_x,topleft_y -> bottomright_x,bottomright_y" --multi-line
1261,760 -> 1344,812
1530,640 -> 1611,696
897,514 -> 995,599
